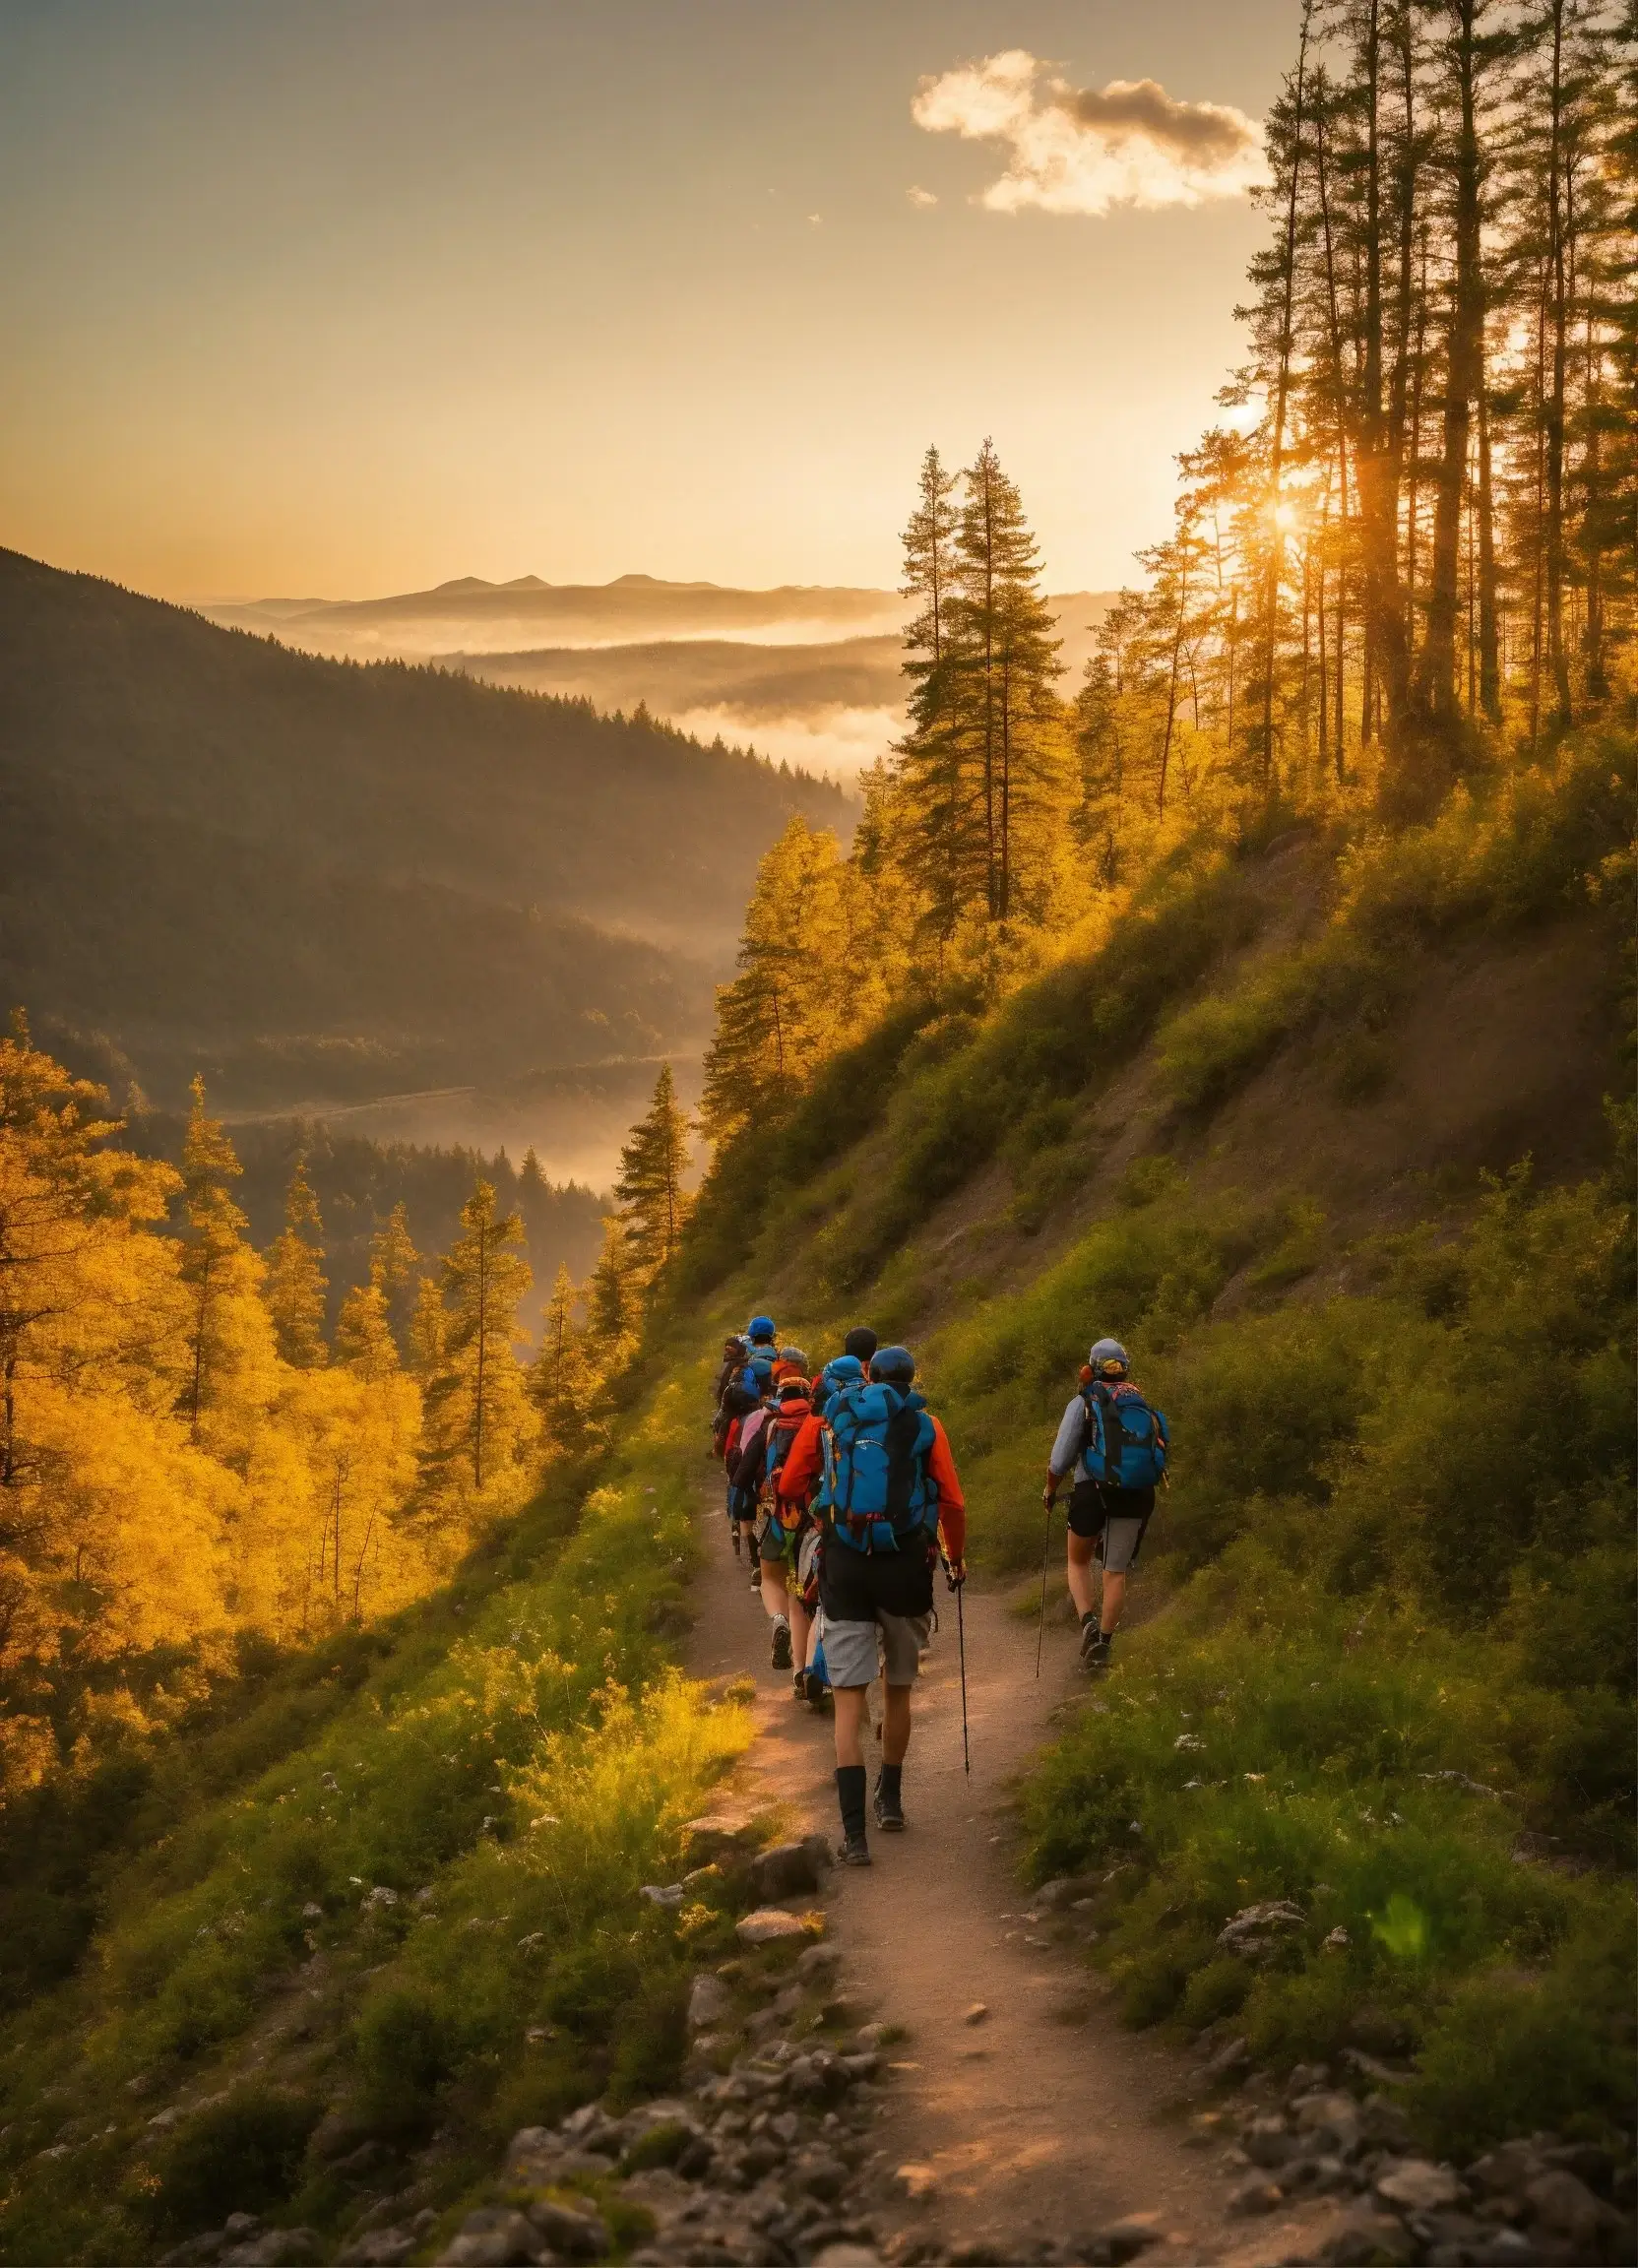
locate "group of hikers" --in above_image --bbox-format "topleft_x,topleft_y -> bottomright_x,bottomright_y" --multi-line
711,1318 -> 1169,1866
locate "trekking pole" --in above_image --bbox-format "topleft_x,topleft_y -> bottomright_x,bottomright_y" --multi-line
956,1577 -> 971,1776
1036,1492 -> 1054,1679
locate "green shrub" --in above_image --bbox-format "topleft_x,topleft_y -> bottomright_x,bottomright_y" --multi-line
148,2090 -> 321,2236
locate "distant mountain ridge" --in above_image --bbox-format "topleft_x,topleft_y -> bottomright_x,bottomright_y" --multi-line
0,548 -> 850,1154
202,573 -> 908,657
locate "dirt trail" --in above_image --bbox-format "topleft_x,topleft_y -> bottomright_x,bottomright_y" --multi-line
686,1482 -> 1342,2265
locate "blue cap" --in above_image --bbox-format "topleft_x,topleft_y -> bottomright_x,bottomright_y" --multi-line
1089,1337 -> 1129,1376
869,1345 -> 915,1385
746,1314 -> 777,1343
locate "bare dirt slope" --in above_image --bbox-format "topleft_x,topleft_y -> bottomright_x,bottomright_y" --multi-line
686,1481 -> 1346,2266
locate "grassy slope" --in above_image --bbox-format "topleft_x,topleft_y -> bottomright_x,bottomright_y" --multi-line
0,1379 -> 754,2266
666,724 -> 1637,2160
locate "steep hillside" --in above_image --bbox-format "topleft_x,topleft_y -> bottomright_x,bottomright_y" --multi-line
664,726 -> 1635,2164
0,549 -> 850,1121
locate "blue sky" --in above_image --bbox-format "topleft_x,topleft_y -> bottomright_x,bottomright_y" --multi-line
0,0 -> 1300,598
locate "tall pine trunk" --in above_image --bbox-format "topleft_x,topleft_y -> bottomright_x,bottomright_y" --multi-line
1413,0 -> 1483,760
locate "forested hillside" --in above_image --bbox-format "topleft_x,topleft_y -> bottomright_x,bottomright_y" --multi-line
0,549 -> 850,1119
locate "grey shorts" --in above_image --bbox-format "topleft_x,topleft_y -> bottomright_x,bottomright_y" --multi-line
816,1606 -> 930,1690
1098,1516 -> 1148,1574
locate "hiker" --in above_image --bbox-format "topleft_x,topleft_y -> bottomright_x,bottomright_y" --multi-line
710,1334 -> 748,1458
779,1345 -> 965,1866
1042,1336 -> 1168,1671
811,1326 -> 878,1416
744,1313 -> 779,1354
720,1341 -> 777,1567
735,1374 -> 817,1687
772,1344 -> 810,1388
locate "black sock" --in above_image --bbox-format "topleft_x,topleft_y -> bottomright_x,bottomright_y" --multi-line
1080,1608 -> 1098,1627
1098,1625 -> 1115,1643
836,1764 -> 867,1842
879,1762 -> 903,1804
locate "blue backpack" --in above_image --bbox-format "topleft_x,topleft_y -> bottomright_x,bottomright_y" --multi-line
1081,1381 -> 1168,1491
820,1380 -> 938,1553
811,1354 -> 865,1418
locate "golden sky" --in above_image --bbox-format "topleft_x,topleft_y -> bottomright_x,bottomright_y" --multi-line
0,0 -> 1299,601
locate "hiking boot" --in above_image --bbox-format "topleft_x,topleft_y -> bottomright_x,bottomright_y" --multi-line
872,1776 -> 906,1833
836,1832 -> 872,1867
803,1671 -> 830,1710
792,1670 -> 807,1701
1078,1614 -> 1102,1663
1084,1634 -> 1112,1673
729,1524 -> 741,1558
770,1617 -> 792,1670
749,1559 -> 763,1592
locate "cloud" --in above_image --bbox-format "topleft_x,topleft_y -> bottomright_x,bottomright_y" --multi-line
912,49 -> 1266,216
907,184 -> 938,208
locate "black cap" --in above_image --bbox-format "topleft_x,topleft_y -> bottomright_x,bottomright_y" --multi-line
843,1326 -> 879,1360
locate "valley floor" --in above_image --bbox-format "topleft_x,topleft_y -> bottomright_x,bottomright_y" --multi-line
684,1478 -> 1349,2267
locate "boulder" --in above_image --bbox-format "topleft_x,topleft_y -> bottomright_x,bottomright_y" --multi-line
688,1973 -> 732,2032
1466,2140 -> 1549,2201
735,1907 -> 810,1947
220,2235 -> 321,2267
892,2163 -> 939,2203
1318,2208 -> 1418,2265
1199,2035 -> 1250,2087
1525,2168 -> 1618,2252
1292,2090 -> 1363,2154
1357,2094 -> 1414,2153
1227,2176 -> 1284,2216
1375,2160 -> 1464,2214
340,2234 -> 415,2267
434,2209 -> 543,2267
1034,1875 -> 1102,1911
681,1815 -> 759,1865
753,1842 -> 825,1901
797,1942 -> 842,1980
1241,2114 -> 1299,2171
524,2200 -> 609,2260
1217,1901 -> 1305,1961
791,2144 -> 849,2201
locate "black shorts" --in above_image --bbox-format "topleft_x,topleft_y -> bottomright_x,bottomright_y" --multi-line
1066,1480 -> 1155,1541
817,1536 -> 934,1624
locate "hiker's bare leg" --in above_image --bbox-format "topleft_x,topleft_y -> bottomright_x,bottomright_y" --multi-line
833,1683 -> 869,1769
788,1591 -> 810,1673
758,1560 -> 788,1620
881,1681 -> 913,1766
1099,1569 -> 1127,1635
1066,1530 -> 1099,1618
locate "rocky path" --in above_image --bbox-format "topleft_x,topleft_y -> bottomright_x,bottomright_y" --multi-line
684,1485 -> 1343,2267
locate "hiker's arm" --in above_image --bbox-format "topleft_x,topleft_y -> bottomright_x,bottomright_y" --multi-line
927,1418 -> 966,1562
1043,1396 -> 1085,1501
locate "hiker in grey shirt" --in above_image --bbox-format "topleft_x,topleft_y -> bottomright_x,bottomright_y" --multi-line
1042,1338 -> 1166,1671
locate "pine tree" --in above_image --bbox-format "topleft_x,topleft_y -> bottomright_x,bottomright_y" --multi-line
437,1179 -> 534,1490
264,1158 -> 329,1368
178,1076 -> 276,1454
948,439 -> 1066,926
613,1064 -> 694,1278
530,1262 -> 599,1459
585,1215 -> 641,1358
407,1275 -> 447,1381
698,818 -> 847,1144
369,1202 -> 419,1349
335,1277 -> 400,1383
